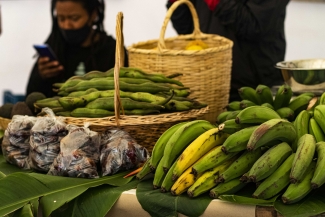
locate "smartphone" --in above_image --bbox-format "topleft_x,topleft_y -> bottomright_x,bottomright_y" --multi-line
33,44 -> 57,61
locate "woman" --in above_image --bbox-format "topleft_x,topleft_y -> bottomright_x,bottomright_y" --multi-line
167,0 -> 289,101
27,0 -> 128,97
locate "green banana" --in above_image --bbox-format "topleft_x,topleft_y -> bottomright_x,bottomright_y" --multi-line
246,119 -> 296,152
288,95 -> 313,116
67,88 -> 99,97
239,100 -> 256,109
58,96 -> 87,110
221,126 -> 259,154
216,111 -> 233,124
276,107 -> 295,121
123,109 -> 160,115
225,101 -> 241,111
314,105 -> 325,134
282,161 -> 316,204
235,106 -> 281,124
218,119 -> 255,134
273,84 -> 293,110
309,118 -> 325,143
248,142 -> 292,183
153,156 -> 167,189
150,122 -> 188,171
162,120 -> 216,172
161,157 -> 179,192
255,84 -> 274,106
136,158 -> 153,180
59,79 -> 83,91
261,103 -> 274,110
290,134 -> 316,184
292,110 -> 310,152
209,178 -> 247,199
311,141 -> 325,189
34,98 -> 61,109
297,92 -> 315,98
164,100 -> 191,111
191,146 -> 240,176
319,92 -> 325,105
239,171 -> 251,183
225,110 -> 241,121
238,86 -> 261,105
252,153 -> 295,200
187,158 -> 236,198
217,149 -> 262,183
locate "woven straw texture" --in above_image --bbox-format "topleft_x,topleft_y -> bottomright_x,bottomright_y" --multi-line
64,12 -> 208,153
0,117 -> 10,130
127,0 -> 233,122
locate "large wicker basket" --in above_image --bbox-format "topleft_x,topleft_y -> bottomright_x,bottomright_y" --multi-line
63,12 -> 208,153
127,0 -> 233,122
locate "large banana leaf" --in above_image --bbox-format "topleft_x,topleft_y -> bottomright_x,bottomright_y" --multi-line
136,179 -> 213,217
51,179 -> 140,217
274,185 -> 325,217
218,183 -> 277,206
0,171 -> 133,216
8,204 -> 33,217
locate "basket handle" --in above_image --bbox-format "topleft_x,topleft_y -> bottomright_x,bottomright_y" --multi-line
114,12 -> 125,126
157,0 -> 202,51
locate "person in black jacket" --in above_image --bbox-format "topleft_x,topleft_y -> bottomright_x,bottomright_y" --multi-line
27,0 -> 128,97
167,0 -> 290,101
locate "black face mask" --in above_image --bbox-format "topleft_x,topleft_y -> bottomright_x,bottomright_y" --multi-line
60,22 -> 92,45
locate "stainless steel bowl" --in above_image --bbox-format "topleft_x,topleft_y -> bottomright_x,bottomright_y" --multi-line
275,58 -> 325,95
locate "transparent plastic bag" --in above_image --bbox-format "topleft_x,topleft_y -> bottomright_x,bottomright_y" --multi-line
48,124 -> 100,178
100,129 -> 149,176
1,115 -> 37,169
28,108 -> 67,172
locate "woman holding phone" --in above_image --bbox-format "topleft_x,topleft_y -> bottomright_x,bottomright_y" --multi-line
26,0 -> 128,97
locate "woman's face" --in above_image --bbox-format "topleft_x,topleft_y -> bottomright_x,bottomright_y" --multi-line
55,1 -> 92,30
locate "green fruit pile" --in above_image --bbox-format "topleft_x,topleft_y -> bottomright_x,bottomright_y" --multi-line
35,67 -> 207,118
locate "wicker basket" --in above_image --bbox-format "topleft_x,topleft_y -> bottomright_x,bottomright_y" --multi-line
63,12 -> 209,153
0,117 -> 10,130
127,0 -> 233,122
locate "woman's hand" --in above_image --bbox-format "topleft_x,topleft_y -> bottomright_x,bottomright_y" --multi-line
37,57 -> 64,79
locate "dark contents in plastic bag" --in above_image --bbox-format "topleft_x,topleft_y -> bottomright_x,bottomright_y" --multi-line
1,115 -> 37,169
29,116 -> 67,172
100,129 -> 149,176
48,125 -> 100,178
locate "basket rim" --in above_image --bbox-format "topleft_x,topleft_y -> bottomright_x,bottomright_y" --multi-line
63,106 -> 209,127
127,34 -> 233,55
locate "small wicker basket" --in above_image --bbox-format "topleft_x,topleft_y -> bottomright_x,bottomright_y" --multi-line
63,12 -> 208,153
127,0 -> 233,122
0,117 -> 10,130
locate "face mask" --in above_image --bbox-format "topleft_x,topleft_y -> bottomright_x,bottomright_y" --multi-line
60,22 -> 92,45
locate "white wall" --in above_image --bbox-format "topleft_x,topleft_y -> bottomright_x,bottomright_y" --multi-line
0,0 -> 324,104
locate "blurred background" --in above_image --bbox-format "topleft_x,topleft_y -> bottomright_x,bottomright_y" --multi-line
0,0 -> 324,104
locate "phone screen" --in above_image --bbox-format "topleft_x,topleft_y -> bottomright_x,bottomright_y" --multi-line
33,44 -> 57,61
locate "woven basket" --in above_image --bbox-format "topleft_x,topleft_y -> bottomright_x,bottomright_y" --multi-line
0,117 -> 10,130
63,12 -> 208,153
127,0 -> 233,122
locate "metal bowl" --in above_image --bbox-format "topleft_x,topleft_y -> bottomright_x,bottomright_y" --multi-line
275,58 -> 325,95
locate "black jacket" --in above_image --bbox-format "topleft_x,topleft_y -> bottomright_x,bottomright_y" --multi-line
26,33 -> 128,98
167,0 -> 289,101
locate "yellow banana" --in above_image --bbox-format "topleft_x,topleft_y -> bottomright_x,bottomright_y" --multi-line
172,128 -> 228,181
171,166 -> 199,196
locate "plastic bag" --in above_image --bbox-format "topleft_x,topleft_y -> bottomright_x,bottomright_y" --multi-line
48,124 -> 100,178
100,129 -> 149,176
1,115 -> 37,169
28,108 -> 67,172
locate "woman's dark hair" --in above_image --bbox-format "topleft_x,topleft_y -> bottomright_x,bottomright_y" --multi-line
46,0 -> 106,72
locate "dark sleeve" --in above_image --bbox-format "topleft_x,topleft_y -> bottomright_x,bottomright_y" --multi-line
26,61 -> 57,98
215,0 -> 289,40
166,0 -> 195,34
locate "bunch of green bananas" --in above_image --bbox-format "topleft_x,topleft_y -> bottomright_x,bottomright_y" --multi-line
34,67 -> 207,118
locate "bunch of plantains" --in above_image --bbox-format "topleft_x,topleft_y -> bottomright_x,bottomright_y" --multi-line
34,67 -> 207,117
136,85 -> 325,205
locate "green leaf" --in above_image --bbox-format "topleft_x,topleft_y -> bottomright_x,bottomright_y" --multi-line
136,179 -> 212,217
274,185 -> 325,217
218,183 -> 276,206
9,204 -> 33,217
29,199 -> 39,217
0,171 -> 133,216
52,179 -> 139,217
